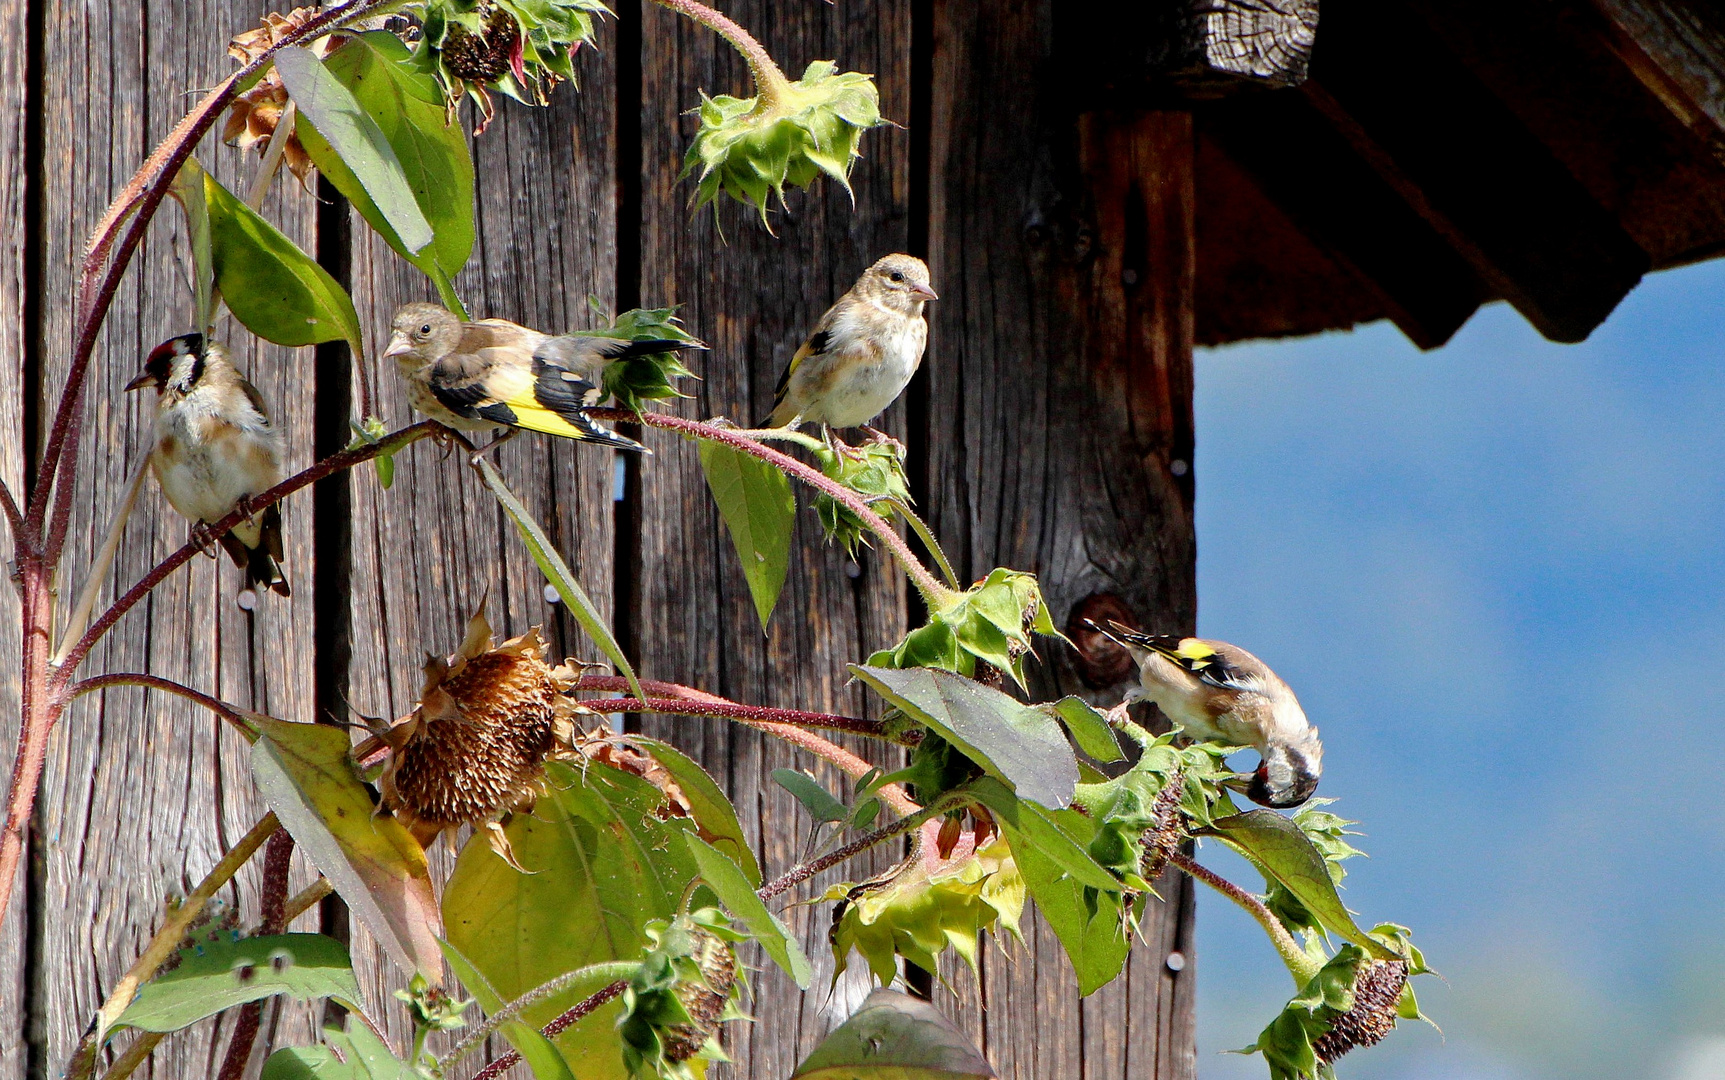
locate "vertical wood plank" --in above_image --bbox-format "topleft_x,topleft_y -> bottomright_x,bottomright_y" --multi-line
635,2 -> 912,1075
34,0 -> 321,1071
344,48 -> 621,1072
928,0 -> 1199,1072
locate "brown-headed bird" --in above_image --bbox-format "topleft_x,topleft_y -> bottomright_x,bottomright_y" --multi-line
757,254 -> 936,435
385,303 -> 703,452
126,333 -> 288,600
1088,621 -> 1323,808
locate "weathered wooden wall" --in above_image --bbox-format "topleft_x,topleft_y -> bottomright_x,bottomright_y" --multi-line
0,0 -> 1200,1076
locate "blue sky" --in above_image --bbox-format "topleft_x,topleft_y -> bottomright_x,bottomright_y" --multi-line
1189,259 -> 1725,1080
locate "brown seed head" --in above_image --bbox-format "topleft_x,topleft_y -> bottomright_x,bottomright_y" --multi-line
1312,960 -> 1408,1065
442,7 -> 520,83
661,929 -> 738,1062
1139,769 -> 1187,882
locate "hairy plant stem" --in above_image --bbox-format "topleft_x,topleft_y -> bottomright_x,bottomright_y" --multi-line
65,672 -> 253,737
440,961 -> 640,1072
469,980 -> 630,1080
0,421 -> 435,926
757,793 -> 960,901
214,831 -> 296,1080
645,0 -> 791,105
591,409 -> 955,607
69,814 -> 281,1080
1171,851 -> 1320,986
580,695 -> 909,743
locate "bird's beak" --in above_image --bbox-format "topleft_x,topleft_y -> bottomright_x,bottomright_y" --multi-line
123,371 -> 155,393
384,330 -> 413,358
912,283 -> 939,302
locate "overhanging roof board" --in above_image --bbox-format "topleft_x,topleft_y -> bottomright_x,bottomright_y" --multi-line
1183,0 -> 1725,349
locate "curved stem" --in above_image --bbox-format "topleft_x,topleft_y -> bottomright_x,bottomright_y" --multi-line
580,695 -> 908,744
31,0 -> 392,561
469,980 -> 630,1080
645,0 -> 791,102
440,962 -> 640,1072
0,476 -> 21,548
69,814 -> 280,1080
593,410 -> 954,607
757,794 -> 957,902
888,497 -> 960,590
62,673 -> 253,737
1171,851 -> 1319,986
51,421 -> 437,680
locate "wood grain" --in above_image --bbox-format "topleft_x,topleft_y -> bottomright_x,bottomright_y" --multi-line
634,1 -> 913,1075
32,0 -> 323,1072
927,0 -> 1199,1070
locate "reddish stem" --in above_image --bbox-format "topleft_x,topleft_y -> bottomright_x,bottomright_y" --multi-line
578,693 -> 904,743
50,422 -> 437,682
757,797 -> 950,901
214,831 -> 294,1080
588,410 -> 953,605
62,672 -> 252,737
469,980 -> 628,1080
0,477 -> 22,548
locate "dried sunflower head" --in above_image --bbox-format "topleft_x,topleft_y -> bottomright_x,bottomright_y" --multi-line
378,608 -> 589,867
410,0 -> 607,133
1312,960 -> 1409,1065
223,8 -> 331,183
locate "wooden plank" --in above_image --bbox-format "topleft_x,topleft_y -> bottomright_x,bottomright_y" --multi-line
634,1 -> 912,1075
1305,0 -> 1650,343
1063,0 -> 1320,99
928,0 -> 1199,1061
1590,0 -> 1725,158
33,0 -> 322,1072
343,48 -> 622,1074
1199,92 -> 1489,350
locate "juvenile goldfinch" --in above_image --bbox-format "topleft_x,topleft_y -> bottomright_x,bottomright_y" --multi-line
126,334 -> 289,600
385,303 -> 702,452
1088,621 -> 1322,809
757,254 -> 936,433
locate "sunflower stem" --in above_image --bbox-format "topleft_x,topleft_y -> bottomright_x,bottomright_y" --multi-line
647,0 -> 792,106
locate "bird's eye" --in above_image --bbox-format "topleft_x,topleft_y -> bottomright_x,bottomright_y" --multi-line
418,323 -> 432,336
889,271 -> 904,282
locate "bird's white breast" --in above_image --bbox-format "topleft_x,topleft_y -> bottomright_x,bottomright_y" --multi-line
153,389 -> 283,526
811,305 -> 927,428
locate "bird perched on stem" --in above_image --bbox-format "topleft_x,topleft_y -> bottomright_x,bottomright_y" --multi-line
385,303 -> 703,453
757,254 -> 936,440
1086,620 -> 1323,808
126,333 -> 288,602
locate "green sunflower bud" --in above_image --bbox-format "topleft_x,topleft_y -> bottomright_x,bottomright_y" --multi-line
682,60 -> 885,225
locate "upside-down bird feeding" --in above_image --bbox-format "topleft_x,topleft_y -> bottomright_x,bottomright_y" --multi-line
385,303 -> 705,452
1088,620 -> 1323,808
126,333 -> 288,601
757,254 -> 936,436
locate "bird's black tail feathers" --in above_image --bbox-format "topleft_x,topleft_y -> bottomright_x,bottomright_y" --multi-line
1082,618 -> 1176,653
217,504 -> 290,598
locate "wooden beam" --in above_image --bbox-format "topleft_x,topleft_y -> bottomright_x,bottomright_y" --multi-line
1305,0 -> 1650,343
1589,0 -> 1725,163
1060,0 -> 1320,100
1200,94 -> 1488,349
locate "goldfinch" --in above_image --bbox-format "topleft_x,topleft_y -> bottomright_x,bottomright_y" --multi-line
1088,621 -> 1323,808
126,333 -> 289,600
757,254 -> 936,433
385,303 -> 702,452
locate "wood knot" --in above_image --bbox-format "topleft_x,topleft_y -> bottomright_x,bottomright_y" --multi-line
1067,592 -> 1139,688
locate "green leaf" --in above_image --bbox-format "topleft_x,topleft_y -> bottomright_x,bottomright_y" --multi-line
275,45 -> 434,256
1047,697 -> 1124,763
250,719 -> 443,979
589,304 -> 704,415
443,760 -> 700,1080
851,665 -> 1078,810
791,988 -> 997,1079
203,170 -> 363,358
772,767 -> 848,824
261,1020 -> 412,1079
168,157 -> 215,331
698,437 -> 795,630
1201,810 -> 1398,960
685,834 -> 812,987
312,31 -> 476,314
474,456 -> 644,702
441,943 -> 577,1080
628,736 -> 760,885
966,778 -> 1119,892
114,933 -> 360,1034
1012,834 -> 1133,996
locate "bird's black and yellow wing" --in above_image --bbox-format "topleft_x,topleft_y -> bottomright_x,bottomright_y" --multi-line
1095,621 -> 1259,693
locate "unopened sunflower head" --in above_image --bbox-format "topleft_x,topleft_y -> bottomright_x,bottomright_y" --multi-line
222,8 -> 335,183
682,60 -> 885,226
410,0 -> 608,133
619,909 -> 749,1078
379,608 -> 589,867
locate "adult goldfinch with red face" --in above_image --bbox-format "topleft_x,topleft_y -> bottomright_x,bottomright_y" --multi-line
1089,621 -> 1323,809
126,334 -> 288,600
385,303 -> 703,452
757,254 -> 936,434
